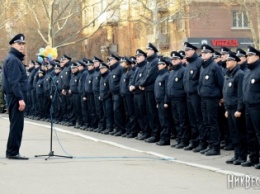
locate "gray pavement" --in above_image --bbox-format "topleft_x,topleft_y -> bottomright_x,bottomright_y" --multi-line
0,114 -> 259,194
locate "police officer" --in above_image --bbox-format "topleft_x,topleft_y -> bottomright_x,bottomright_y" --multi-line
84,59 -> 98,130
50,63 -> 63,123
236,48 -> 248,71
198,44 -> 224,156
58,55 -> 72,125
30,60 -> 41,120
154,57 -> 171,145
0,66 -> 5,113
25,60 -> 37,117
2,34 -> 29,159
241,46 -> 260,169
92,56 -> 105,132
183,42 -> 204,151
100,62 -> 114,134
120,56 -> 138,138
138,43 -> 161,143
167,51 -> 189,148
223,52 -> 247,165
68,62 -> 80,127
36,69 -> 46,119
219,47 -> 232,150
78,60 -> 89,129
130,49 -> 149,140
108,53 -> 125,136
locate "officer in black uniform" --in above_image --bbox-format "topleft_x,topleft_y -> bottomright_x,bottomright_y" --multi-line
129,49 -> 149,140
92,56 -> 105,132
139,43 -> 160,143
241,46 -> 260,169
30,60 -> 41,120
219,47 -> 232,150
68,62 -> 80,127
2,34 -> 29,159
43,60 -> 56,122
100,62 -> 114,134
154,57 -> 171,145
183,42 -> 204,151
78,60 -> 89,129
84,59 -> 98,130
25,60 -> 36,117
198,44 -> 224,156
120,56 -> 138,138
236,48 -> 248,71
223,52 -> 247,165
58,55 -> 72,125
50,63 -> 63,123
108,53 -> 125,136
36,69 -> 46,119
167,51 -> 189,148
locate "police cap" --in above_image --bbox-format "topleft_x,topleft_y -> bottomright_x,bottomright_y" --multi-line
201,44 -> 215,53
226,51 -> 241,62
135,49 -> 147,57
213,51 -> 221,59
93,56 -> 103,63
146,42 -> 159,53
9,33 -> 25,45
109,53 -> 121,61
170,51 -> 183,59
247,46 -> 260,56
236,48 -> 246,57
220,47 -> 231,55
99,62 -> 109,69
184,42 -> 197,51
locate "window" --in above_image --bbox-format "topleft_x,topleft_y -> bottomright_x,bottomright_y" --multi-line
232,11 -> 249,28
160,20 -> 168,34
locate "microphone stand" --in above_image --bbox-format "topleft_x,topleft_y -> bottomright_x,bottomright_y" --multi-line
35,74 -> 73,160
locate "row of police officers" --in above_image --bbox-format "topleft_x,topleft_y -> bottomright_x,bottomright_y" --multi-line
24,42 -> 260,170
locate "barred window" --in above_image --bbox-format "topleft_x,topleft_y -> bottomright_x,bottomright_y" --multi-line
232,11 -> 249,28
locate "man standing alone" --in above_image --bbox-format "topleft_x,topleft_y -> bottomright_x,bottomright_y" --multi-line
2,34 -> 29,160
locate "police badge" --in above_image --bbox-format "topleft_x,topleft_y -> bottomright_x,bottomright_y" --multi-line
113,75 -> 116,79
251,79 -> 255,84
228,82 -> 232,87
175,77 -> 178,82
190,70 -> 194,75
159,82 -> 162,86
89,80 -> 91,84
66,72 -> 68,75
75,79 -> 77,82
124,79 -> 126,82
139,73 -> 142,77
104,83 -> 106,86
205,75 -> 209,80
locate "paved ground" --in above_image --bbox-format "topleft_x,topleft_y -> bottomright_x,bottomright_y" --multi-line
0,113 -> 260,194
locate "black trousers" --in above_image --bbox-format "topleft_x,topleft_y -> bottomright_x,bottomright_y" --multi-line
6,94 -> 25,156
123,95 -> 138,135
227,109 -> 247,160
30,89 -> 37,116
245,106 -> 260,163
187,94 -> 206,145
171,98 -> 189,144
134,92 -> 149,135
94,93 -> 105,130
145,91 -> 160,138
157,101 -> 171,141
201,98 -> 220,149
71,93 -> 81,124
53,91 -> 63,121
37,93 -> 45,118
87,93 -> 98,128
218,105 -> 230,144
80,94 -> 89,126
60,94 -> 68,121
112,94 -> 125,132
102,97 -> 114,130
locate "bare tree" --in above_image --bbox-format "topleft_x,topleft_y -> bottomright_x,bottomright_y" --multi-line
221,0 -> 260,49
